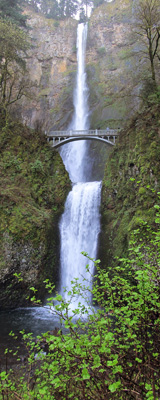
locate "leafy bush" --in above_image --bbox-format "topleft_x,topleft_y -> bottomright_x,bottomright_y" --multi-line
97,47 -> 106,56
54,21 -> 59,27
0,206 -> 160,399
148,86 -> 160,105
30,159 -> 44,174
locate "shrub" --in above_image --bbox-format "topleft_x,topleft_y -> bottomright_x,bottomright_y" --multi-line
97,46 -> 106,56
30,159 -> 44,174
54,21 -> 59,28
0,204 -> 160,399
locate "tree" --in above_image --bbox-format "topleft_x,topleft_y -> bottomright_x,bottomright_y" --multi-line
80,0 -> 93,18
45,0 -> 60,19
63,0 -> 79,18
28,0 -> 79,19
135,0 -> 160,84
51,0 -> 79,20
24,0 -> 40,12
0,20 -> 30,118
92,0 -> 104,8
0,0 -> 27,27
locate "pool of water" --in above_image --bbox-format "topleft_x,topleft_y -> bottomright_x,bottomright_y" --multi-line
0,307 -> 62,367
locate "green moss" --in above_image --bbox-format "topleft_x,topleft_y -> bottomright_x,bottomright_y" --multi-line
138,186 -> 146,196
91,0 -> 132,24
100,103 -> 160,269
0,119 -> 71,307
39,87 -> 51,97
97,47 -> 106,56
118,48 -> 134,60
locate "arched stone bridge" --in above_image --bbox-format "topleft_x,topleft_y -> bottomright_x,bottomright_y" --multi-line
46,129 -> 119,148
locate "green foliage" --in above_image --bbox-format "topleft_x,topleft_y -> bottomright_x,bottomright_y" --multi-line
53,20 -> 59,27
80,0 -> 93,19
101,102 -> 160,269
0,208 -> 160,399
0,0 -> 27,27
138,186 -> 146,196
147,86 -> 160,105
0,19 -> 31,117
27,0 -> 79,20
0,119 -> 70,305
97,46 -> 106,56
30,159 -> 44,174
0,122 -> 70,240
93,0 -> 104,8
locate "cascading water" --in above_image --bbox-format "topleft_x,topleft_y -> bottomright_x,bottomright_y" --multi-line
59,23 -> 101,307
60,23 -> 89,183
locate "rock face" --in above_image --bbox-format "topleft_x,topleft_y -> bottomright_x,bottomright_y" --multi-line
13,0 -> 140,132
16,10 -> 78,131
86,0 -> 139,129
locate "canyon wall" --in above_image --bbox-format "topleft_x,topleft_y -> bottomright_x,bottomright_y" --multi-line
14,0 -> 139,132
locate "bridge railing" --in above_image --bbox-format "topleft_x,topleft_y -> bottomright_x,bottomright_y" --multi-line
47,129 -> 120,137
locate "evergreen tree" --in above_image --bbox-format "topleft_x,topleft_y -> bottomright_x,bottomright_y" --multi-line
24,0 -> 39,12
79,5 -> 86,22
25,0 -> 80,20
93,0 -> 104,8
0,0 -> 27,27
63,0 -> 79,18
47,0 -> 60,19
55,0 -> 78,19
80,0 -> 93,18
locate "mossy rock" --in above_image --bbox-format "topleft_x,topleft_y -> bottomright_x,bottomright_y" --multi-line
0,118 -> 71,308
100,103 -> 160,269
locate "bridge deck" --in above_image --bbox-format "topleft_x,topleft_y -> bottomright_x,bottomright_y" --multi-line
47,129 -> 119,137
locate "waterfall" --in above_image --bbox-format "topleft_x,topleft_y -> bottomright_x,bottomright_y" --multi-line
60,23 -> 89,183
60,182 -> 101,306
59,23 -> 101,307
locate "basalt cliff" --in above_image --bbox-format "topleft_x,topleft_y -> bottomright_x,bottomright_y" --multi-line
14,0 -> 138,132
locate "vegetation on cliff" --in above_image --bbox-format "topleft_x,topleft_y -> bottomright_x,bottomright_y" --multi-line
0,19 -> 31,120
101,95 -> 160,267
25,0 -> 106,20
0,0 -> 28,26
87,0 -> 160,129
0,0 -> 32,122
0,117 -> 70,308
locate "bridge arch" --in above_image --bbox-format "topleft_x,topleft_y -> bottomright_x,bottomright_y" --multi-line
48,135 -> 115,149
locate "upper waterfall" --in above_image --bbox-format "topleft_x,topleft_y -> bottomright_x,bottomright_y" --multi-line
60,23 -> 89,183
72,23 -> 89,131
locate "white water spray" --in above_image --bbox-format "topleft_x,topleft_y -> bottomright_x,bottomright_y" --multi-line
59,23 -> 101,306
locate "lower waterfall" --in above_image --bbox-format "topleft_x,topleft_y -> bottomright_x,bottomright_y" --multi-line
59,181 -> 101,306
